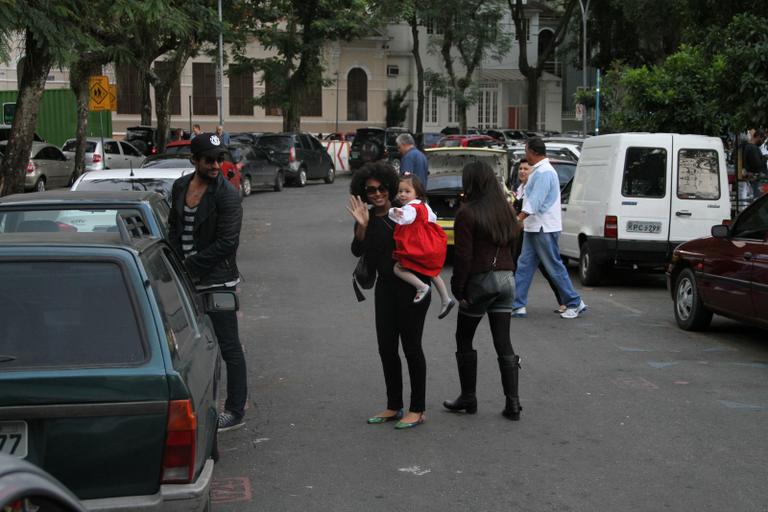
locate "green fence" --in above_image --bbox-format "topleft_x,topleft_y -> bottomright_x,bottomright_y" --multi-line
0,88 -> 112,147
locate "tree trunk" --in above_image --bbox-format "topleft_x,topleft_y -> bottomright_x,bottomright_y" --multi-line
0,29 -> 53,196
70,60 -> 101,180
410,13 -> 424,134
139,65 -> 152,126
525,71 -> 540,130
458,94 -> 468,133
154,47 -> 193,153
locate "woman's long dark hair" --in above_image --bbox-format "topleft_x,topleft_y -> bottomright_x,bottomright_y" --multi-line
349,161 -> 400,203
461,161 -> 518,246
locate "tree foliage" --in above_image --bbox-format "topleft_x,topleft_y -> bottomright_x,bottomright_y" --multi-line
603,15 -> 768,134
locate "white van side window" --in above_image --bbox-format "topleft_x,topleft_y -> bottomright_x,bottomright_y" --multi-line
622,147 -> 667,198
677,149 -> 720,200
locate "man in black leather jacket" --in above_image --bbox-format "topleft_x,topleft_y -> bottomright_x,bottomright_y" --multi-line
169,133 -> 248,432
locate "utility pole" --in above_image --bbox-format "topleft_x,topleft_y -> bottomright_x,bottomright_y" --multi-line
217,0 -> 224,127
578,0 -> 591,136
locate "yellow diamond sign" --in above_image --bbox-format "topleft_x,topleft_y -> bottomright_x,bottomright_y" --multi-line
89,75 -> 111,111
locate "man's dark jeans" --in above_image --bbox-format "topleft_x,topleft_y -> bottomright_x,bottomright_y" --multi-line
208,308 -> 247,418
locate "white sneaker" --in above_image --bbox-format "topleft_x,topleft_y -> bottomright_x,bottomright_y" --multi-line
512,307 -> 527,318
561,301 -> 587,319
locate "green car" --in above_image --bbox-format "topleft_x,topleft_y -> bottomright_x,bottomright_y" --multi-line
0,228 -> 232,511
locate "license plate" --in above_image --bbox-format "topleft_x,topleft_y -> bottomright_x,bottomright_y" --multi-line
626,221 -> 662,233
350,151 -> 359,158
0,421 -> 28,458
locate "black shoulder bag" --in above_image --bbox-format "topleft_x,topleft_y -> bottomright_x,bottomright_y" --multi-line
464,247 -> 501,304
353,254 -> 376,302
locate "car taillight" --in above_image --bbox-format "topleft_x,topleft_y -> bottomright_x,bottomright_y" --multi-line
92,153 -> 102,164
25,160 -> 35,174
722,219 -> 732,226
162,399 -> 197,484
604,215 -> 618,239
289,146 -> 296,163
151,147 -> 157,154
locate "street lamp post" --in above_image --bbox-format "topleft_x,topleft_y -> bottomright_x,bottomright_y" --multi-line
217,0 -> 224,127
578,0 -> 591,137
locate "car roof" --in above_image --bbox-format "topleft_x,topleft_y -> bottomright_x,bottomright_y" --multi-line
0,190 -> 161,206
77,168 -> 193,181
0,231 -> 158,254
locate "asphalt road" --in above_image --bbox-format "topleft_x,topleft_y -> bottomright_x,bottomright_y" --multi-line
211,173 -> 768,512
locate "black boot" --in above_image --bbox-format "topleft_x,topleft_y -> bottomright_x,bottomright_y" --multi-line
498,355 -> 522,420
443,351 -> 478,414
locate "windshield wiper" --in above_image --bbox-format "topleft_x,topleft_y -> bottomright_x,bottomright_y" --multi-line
0,354 -> 17,363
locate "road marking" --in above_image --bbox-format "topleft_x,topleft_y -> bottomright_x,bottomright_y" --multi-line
718,400 -> 765,410
647,361 -> 680,369
252,437 -> 270,445
611,376 -> 659,390
602,297 -> 643,315
211,477 -> 253,503
398,466 -> 431,476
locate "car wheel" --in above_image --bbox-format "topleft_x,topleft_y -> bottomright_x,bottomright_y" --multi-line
274,171 -> 285,192
296,168 -> 307,187
579,241 -> 604,286
324,164 -> 335,184
241,176 -> 252,197
673,268 -> 713,331
35,178 -> 46,192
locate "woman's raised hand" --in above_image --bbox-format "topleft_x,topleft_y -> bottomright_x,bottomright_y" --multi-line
346,195 -> 369,227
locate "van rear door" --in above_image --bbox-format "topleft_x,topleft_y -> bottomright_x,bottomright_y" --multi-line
669,135 -> 729,243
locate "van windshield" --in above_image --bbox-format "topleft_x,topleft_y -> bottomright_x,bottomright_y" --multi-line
622,147 -> 667,198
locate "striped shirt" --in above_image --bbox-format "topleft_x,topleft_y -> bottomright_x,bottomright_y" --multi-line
181,205 -> 197,260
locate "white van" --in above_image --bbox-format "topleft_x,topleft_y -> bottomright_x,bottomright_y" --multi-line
560,133 -> 731,285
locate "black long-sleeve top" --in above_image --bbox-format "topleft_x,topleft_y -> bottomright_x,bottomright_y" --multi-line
351,211 -> 397,281
451,206 -> 518,301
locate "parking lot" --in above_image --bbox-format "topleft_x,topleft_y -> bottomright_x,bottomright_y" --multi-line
210,173 -> 768,511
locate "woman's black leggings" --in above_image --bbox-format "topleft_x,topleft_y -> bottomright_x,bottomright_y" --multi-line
456,311 -> 516,357
374,276 -> 430,412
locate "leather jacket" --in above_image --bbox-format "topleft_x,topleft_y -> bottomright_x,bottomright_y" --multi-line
168,172 -> 242,286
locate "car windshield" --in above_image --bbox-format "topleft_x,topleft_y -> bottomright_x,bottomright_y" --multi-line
0,261 -> 146,369
354,129 -> 384,145
551,162 -> 577,187
62,140 -> 97,153
256,136 -> 292,151
0,208 -> 143,233
76,178 -> 176,199
126,129 -> 152,141
141,157 -> 191,168
164,145 -> 191,155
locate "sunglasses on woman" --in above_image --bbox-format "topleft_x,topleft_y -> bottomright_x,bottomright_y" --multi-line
365,185 -> 388,195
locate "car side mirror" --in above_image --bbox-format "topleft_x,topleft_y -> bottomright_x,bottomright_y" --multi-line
711,224 -> 729,239
202,291 -> 239,312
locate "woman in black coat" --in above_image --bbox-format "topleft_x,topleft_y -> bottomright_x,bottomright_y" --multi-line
347,162 -> 431,429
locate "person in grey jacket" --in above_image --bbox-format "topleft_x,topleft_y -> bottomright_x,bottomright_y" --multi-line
168,133 -> 247,432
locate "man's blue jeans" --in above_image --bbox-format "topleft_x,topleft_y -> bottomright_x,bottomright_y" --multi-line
513,230 -> 581,309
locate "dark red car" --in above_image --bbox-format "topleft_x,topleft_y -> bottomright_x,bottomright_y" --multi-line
437,134 -> 498,148
667,192 -> 768,330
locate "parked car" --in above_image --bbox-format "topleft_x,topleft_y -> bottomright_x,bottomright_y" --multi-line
255,132 -> 335,186
349,127 -> 410,171
230,132 -> 263,145
0,124 -> 44,142
415,132 -> 443,150
62,137 -> 145,172
238,145 -> 291,193
559,133 -> 731,286
0,229 -> 229,510
141,149 -> 243,195
424,147 -> 511,246
667,192 -> 768,331
0,190 -> 172,238
508,158 -> 577,192
71,167 -> 194,200
124,125 -> 158,156
0,454 -> 87,512
0,141 -> 73,192
437,134 -> 499,149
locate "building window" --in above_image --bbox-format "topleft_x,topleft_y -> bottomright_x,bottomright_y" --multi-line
229,69 -> 254,116
301,80 -> 322,117
347,68 -> 367,121
476,83 -> 498,129
192,62 -> 217,116
116,64 -> 140,115
263,78 -> 281,116
154,61 -> 181,116
424,16 -> 443,35
424,89 -> 438,125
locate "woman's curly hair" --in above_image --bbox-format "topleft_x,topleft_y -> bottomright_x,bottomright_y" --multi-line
349,161 -> 400,204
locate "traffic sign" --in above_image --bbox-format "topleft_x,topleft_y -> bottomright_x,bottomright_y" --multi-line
108,84 -> 118,111
89,75 -> 111,111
